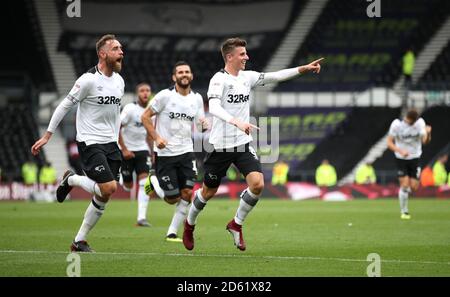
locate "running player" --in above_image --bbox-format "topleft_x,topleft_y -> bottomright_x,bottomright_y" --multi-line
387,109 -> 432,219
141,61 -> 208,242
118,83 -> 153,227
31,34 -> 125,252
182,37 -> 323,251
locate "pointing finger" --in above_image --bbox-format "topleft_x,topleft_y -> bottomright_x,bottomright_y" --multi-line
250,124 -> 260,130
312,57 -> 324,65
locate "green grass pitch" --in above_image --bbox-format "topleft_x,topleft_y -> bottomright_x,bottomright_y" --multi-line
0,198 -> 449,276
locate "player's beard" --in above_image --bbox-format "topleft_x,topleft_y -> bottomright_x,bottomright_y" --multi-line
107,56 -> 123,73
138,96 -> 149,107
176,76 -> 191,89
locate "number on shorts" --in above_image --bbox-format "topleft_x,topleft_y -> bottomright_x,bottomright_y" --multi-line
192,160 -> 198,176
416,167 -> 421,179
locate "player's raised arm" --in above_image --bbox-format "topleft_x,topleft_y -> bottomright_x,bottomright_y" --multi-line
255,57 -> 324,86
31,73 -> 91,155
422,125 -> 432,144
31,96 -> 77,155
141,107 -> 167,149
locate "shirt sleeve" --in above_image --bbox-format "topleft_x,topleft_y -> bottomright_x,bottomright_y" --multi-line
120,104 -> 131,125
207,73 -> 224,100
196,95 -> 205,119
417,118 -> 427,136
245,70 -> 266,87
47,74 -> 92,133
388,120 -> 398,137
149,91 -> 168,114
195,95 -> 206,131
66,73 -> 92,104
209,98 -> 233,123
47,98 -> 76,133
246,68 -> 300,87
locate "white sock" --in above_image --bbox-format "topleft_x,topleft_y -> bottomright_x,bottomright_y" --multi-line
69,175 -> 102,197
167,199 -> 190,236
151,175 -> 165,199
399,187 -> 409,214
234,188 -> 260,225
187,190 -> 207,226
137,178 -> 149,221
74,196 -> 105,242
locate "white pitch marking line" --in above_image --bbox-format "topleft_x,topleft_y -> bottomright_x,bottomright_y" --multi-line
0,250 -> 449,266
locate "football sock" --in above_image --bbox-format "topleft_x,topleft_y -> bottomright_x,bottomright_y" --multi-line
234,188 -> 260,225
69,175 -> 102,197
74,196 -> 105,242
137,178 -> 149,221
167,199 -> 190,236
186,190 -> 207,226
399,187 -> 410,214
150,175 -> 165,199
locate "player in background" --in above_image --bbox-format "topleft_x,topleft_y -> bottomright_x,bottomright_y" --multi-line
141,61 -> 208,242
118,83 -> 154,227
182,37 -> 323,251
387,109 -> 432,219
31,34 -> 124,252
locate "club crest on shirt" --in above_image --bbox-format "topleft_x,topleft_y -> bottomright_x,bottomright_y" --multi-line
97,85 -> 103,92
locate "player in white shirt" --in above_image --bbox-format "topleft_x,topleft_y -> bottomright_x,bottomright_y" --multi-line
118,83 -> 154,227
387,109 -> 431,219
182,37 -> 324,251
141,61 -> 208,242
31,35 -> 125,252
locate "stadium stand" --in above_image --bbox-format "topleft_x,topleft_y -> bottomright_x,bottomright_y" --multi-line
416,41 -> 450,90
292,107 -> 401,182
0,1 -> 53,181
55,0 -> 304,93
0,103 -> 46,182
0,0 -> 55,92
372,105 -> 450,183
274,0 -> 450,92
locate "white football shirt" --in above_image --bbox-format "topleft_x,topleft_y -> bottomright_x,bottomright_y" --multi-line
67,66 -> 125,145
388,118 -> 427,160
149,87 -> 205,156
207,69 -> 265,149
120,102 -> 148,152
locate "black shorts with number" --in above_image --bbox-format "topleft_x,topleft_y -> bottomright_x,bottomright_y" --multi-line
203,143 -> 262,188
77,141 -> 122,183
155,152 -> 197,199
396,158 -> 421,179
120,151 -> 150,183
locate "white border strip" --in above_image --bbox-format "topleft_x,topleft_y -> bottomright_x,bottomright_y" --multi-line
0,250 -> 449,266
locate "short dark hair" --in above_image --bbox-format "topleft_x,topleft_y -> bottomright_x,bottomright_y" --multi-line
221,37 -> 247,62
406,109 -> 419,123
172,61 -> 191,74
135,82 -> 151,93
96,34 -> 116,54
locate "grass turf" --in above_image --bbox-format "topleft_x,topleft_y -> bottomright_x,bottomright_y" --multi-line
0,198 -> 449,276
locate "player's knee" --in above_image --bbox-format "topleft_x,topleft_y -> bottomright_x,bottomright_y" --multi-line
100,182 -> 117,198
201,186 -> 217,200
250,179 -> 264,195
181,189 -> 193,200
